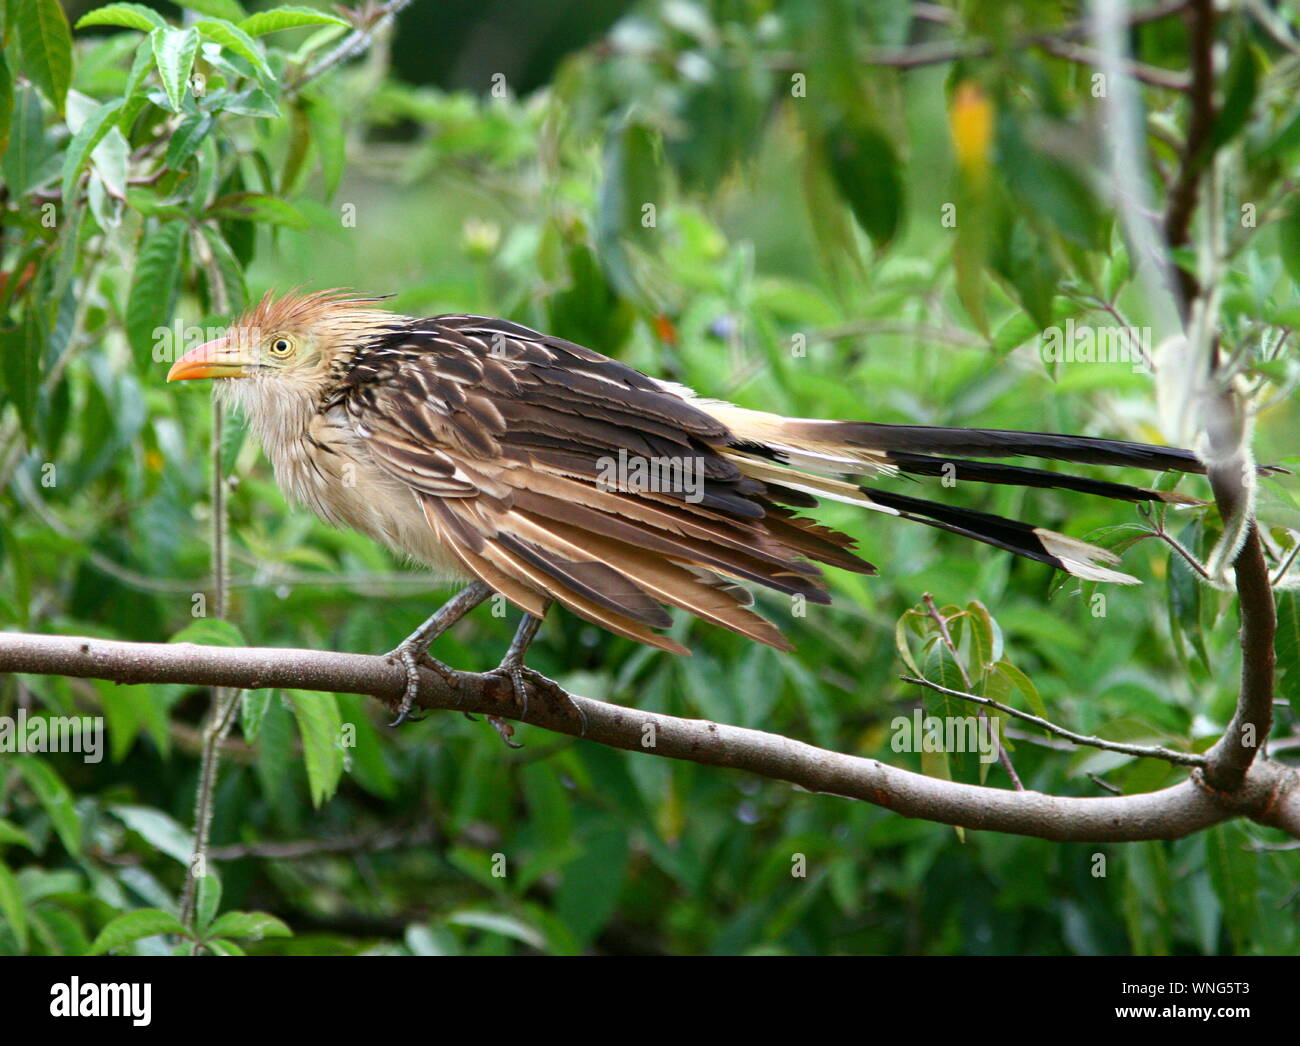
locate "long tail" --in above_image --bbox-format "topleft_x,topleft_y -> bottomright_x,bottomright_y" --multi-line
697,403 -> 1217,585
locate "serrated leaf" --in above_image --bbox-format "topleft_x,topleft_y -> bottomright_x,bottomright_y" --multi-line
286,690 -> 343,808
205,910 -> 292,941
175,0 -> 248,20
15,0 -> 72,114
239,6 -> 349,37
150,25 -> 200,112
75,3 -> 166,32
126,219 -> 187,358
90,909 -> 189,954
194,19 -> 268,75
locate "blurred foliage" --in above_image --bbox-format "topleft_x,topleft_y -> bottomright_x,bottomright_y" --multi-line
0,0 -> 1298,956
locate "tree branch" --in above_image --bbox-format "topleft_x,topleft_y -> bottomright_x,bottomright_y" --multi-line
2,631 -> 1296,841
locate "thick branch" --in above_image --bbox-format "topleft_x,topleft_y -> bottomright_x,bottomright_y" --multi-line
2,631 -> 1296,841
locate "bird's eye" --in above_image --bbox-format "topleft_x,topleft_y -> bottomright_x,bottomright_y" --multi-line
268,336 -> 293,358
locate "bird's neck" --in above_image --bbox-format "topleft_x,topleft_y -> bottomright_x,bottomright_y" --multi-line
216,375 -> 319,476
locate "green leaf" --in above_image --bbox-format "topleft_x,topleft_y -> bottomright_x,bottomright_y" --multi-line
206,191 -> 309,229
1206,822 -> 1258,949
109,804 -> 194,865
556,826 -> 628,945
205,910 -> 292,941
14,0 -> 72,114
149,25 -> 201,112
0,51 -> 14,164
169,617 -> 246,646
3,85 -> 56,198
986,659 -> 1048,720
90,909 -> 189,954
95,679 -> 170,761
1279,206 -> 1300,288
303,91 -> 344,198
0,819 -> 36,851
0,859 -> 28,953
239,688 -> 273,742
445,910 -> 545,951
239,6 -> 349,37
0,317 -> 38,442
286,690 -> 343,808
165,111 -> 212,169
194,872 -> 221,933
822,116 -> 904,249
175,0 -> 248,20
198,223 -> 248,314
126,219 -> 187,358
75,3 -> 166,32
1206,34 -> 1257,155
193,19 -> 268,75
596,119 -> 661,300
61,98 -> 124,205
13,759 -> 80,856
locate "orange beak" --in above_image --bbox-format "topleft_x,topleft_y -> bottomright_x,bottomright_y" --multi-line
166,337 -> 254,381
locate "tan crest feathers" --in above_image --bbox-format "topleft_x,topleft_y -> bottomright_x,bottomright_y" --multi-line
233,288 -> 398,336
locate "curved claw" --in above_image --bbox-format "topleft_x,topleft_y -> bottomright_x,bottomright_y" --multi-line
388,707 -> 426,728
488,715 -> 523,749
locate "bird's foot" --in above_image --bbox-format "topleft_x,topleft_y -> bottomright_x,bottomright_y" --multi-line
385,643 -> 456,727
486,715 -> 522,748
486,660 -> 588,738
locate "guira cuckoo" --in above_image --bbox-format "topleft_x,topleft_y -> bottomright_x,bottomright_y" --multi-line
168,290 -> 1211,730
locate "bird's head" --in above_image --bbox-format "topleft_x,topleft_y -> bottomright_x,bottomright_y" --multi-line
166,289 -> 399,390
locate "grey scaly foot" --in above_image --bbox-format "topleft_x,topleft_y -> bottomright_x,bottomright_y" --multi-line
385,581 -> 493,727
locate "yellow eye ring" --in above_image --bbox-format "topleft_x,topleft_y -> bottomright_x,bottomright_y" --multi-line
268,335 -> 294,358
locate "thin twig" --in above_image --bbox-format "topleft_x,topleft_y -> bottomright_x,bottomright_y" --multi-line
901,674 -> 1208,768
288,0 -> 414,95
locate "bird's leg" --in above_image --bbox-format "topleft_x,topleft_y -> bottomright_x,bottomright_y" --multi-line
482,608 -> 547,747
484,602 -> 588,743
387,581 -> 493,727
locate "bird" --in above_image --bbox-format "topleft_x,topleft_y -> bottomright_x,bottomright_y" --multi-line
168,289 -> 1213,732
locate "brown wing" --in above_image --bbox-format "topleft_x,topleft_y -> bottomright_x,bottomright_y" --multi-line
338,315 -> 874,652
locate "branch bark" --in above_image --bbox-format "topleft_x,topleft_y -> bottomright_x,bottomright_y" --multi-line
2,631 -> 1296,841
